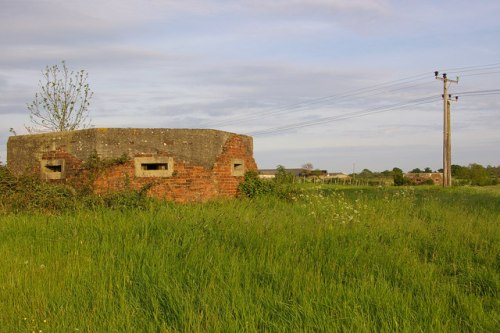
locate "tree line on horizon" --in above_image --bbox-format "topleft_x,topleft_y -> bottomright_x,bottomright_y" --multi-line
351,164 -> 499,186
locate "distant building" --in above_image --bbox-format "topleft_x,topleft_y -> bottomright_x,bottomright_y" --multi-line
326,172 -> 351,180
258,169 -> 279,179
404,172 -> 443,185
258,168 -> 303,179
258,168 -> 328,179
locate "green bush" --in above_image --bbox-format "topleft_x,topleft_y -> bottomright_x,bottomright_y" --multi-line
274,165 -> 295,184
239,170 -> 303,200
0,164 -> 16,194
394,173 -> 412,186
0,166 -> 154,214
239,171 -> 274,198
101,183 -> 154,211
422,179 -> 435,185
0,172 -> 78,213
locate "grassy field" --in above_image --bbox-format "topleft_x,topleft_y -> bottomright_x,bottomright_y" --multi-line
0,186 -> 498,332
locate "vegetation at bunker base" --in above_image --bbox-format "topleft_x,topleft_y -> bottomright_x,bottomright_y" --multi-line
0,187 -> 499,332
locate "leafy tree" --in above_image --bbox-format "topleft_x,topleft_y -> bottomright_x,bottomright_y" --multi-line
392,167 -> 403,174
381,170 -> 392,177
392,167 -> 405,186
410,168 -> 422,173
424,167 -> 432,173
357,168 -> 373,179
275,165 -> 295,184
469,163 -> 490,186
26,60 -> 93,133
450,163 -> 497,186
486,165 -> 500,178
451,164 -> 469,179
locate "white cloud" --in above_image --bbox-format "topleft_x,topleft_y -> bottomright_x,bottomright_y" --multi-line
0,0 -> 499,169
243,0 -> 388,14
0,0 -> 391,46
0,44 -> 183,70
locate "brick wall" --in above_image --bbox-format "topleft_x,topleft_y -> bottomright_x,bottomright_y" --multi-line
93,134 -> 257,202
404,172 -> 443,185
8,128 -> 257,202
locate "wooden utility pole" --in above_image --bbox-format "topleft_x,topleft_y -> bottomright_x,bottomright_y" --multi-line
435,71 -> 458,187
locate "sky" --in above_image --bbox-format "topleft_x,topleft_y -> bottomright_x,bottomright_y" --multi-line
1,0 -> 499,173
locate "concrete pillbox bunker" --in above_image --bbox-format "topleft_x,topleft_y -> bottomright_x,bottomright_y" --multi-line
7,128 -> 257,202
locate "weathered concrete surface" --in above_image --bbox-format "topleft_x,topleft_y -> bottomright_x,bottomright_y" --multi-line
8,128 -> 250,174
7,129 -> 98,175
7,128 -> 257,202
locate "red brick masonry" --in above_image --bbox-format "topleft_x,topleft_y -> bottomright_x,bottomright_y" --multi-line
93,135 -> 257,202
8,128 -> 257,202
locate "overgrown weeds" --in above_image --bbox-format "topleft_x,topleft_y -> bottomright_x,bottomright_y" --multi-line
0,184 -> 498,331
0,164 -> 151,214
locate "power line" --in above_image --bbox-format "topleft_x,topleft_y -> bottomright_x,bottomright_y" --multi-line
249,98 -> 440,136
455,89 -> 500,96
439,62 -> 500,73
204,77 -> 434,128
460,70 -> 500,77
247,89 -> 500,137
202,63 -> 500,129
248,95 -> 442,136
224,80 -> 434,127
200,73 -> 431,128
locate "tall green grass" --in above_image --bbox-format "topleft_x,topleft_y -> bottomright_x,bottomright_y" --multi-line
0,187 -> 498,332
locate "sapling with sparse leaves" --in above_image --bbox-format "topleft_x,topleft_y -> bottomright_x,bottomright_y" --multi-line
26,60 -> 93,133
